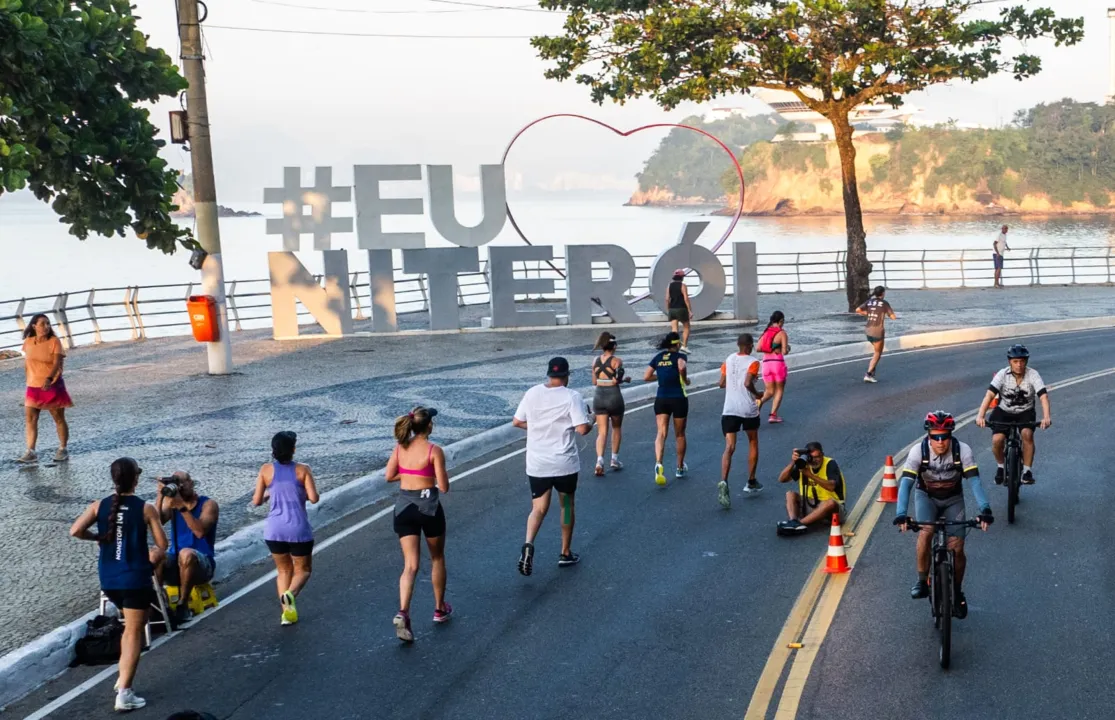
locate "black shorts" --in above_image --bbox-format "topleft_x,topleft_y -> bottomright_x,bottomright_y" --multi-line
866,334 -> 883,344
722,415 -> 760,434
265,539 -> 315,557
667,307 -> 690,323
529,473 -> 578,499
393,503 -> 446,538
990,406 -> 1037,434
104,587 -> 156,611
654,396 -> 689,419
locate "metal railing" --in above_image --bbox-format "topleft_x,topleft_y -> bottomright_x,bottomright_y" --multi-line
2,245 -> 1110,351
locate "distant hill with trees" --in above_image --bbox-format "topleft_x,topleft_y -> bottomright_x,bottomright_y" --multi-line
633,100 -> 1115,215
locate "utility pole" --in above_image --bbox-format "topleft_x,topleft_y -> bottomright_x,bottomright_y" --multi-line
178,0 -> 233,374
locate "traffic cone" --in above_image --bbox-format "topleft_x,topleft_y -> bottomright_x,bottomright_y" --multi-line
823,513 -> 851,574
877,455 -> 898,503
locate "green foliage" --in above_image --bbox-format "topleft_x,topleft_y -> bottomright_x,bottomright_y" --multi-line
636,112 -> 778,199
0,0 -> 191,253
771,142 -> 827,173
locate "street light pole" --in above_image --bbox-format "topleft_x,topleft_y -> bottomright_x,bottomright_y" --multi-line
178,0 -> 233,374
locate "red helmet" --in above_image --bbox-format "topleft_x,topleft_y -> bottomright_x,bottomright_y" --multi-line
924,411 -> 955,433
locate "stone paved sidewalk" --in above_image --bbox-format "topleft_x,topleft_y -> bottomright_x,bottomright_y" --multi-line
1,285 -> 1111,656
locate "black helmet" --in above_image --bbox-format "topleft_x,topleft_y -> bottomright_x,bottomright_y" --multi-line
1006,344 -> 1030,360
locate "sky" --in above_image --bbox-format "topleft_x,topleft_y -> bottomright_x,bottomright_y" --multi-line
126,0 -> 1109,201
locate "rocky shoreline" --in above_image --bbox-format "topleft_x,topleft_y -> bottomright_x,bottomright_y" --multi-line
629,195 -> 1115,218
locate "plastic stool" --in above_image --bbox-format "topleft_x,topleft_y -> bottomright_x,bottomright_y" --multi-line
165,582 -> 219,616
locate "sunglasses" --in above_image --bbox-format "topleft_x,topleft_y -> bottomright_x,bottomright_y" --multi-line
928,433 -> 952,442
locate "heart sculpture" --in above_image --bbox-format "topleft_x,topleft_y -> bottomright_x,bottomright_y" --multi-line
499,114 -> 747,304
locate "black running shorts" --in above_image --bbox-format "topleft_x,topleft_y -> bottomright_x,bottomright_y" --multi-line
721,415 -> 760,434
393,503 -> 446,538
654,396 -> 689,419
265,539 -> 315,557
103,587 -> 156,611
989,407 -> 1037,434
529,473 -> 578,499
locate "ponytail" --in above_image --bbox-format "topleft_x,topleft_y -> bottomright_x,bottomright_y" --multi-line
99,457 -> 140,546
766,310 -> 785,330
395,407 -> 435,448
594,331 -> 617,352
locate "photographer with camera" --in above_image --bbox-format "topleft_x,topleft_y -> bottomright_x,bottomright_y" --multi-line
776,442 -> 845,536
154,472 -> 219,626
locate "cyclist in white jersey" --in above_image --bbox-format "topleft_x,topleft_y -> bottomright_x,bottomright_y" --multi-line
975,344 -> 1052,485
717,333 -> 764,508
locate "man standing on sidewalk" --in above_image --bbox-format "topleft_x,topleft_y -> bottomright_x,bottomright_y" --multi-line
993,225 -> 1010,288
513,357 -> 592,576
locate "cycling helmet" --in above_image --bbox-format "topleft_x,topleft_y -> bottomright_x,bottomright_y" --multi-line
1006,344 -> 1030,360
924,411 -> 956,433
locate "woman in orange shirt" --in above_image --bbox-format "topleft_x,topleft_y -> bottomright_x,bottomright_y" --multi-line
19,314 -> 73,464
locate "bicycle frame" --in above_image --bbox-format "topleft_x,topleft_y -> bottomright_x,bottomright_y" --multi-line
907,517 -> 980,669
987,418 -> 1032,524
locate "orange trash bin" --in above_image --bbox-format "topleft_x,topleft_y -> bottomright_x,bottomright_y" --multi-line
186,295 -> 219,342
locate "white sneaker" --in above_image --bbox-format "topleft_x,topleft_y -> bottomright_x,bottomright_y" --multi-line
610,458 -> 623,472
114,688 -> 146,712
54,448 -> 69,462
717,480 -> 731,509
863,374 -> 878,384
15,449 -> 37,464
675,463 -> 688,479
680,345 -> 691,354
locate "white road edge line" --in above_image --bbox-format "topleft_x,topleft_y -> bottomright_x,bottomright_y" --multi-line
19,334 -> 1115,719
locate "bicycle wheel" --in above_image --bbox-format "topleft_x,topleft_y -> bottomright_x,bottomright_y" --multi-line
937,561 -> 952,669
1006,440 -> 1021,524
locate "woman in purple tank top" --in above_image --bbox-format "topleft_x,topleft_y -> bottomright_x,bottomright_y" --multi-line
252,431 -> 319,626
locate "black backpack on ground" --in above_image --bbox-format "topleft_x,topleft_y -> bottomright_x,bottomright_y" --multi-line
71,614 -> 124,666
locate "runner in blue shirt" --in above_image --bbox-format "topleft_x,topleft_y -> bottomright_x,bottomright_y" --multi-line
644,331 -> 690,485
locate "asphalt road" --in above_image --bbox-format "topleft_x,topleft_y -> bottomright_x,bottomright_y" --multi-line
11,327 -> 1115,720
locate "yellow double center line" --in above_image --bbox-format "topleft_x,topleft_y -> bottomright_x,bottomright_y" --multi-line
744,365 -> 1115,720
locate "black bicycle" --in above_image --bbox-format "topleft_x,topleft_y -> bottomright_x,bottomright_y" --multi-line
986,418 -> 1031,524
906,517 -> 980,669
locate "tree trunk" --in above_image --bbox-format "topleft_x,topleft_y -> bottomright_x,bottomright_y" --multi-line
830,112 -> 872,311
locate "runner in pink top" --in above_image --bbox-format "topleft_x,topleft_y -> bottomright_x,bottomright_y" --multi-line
757,311 -> 790,423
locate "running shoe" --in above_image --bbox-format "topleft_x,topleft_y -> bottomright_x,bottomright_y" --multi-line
433,602 -> 454,624
994,467 -> 1005,485
610,458 -> 623,472
518,542 -> 535,576
910,579 -> 930,600
717,480 -> 731,509
558,553 -> 580,567
393,610 -> 414,643
863,374 -> 878,384
595,459 -> 605,477
954,591 -> 969,619
768,414 -> 783,424
776,519 -> 808,536
654,463 -> 667,486
675,463 -> 688,479
53,448 -> 69,462
744,478 -> 763,495
281,590 -> 298,625
15,449 -> 37,464
680,345 -> 690,354
114,688 -> 146,712
1021,470 -> 1035,485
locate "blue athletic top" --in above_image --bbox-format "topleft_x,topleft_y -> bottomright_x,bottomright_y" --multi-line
649,350 -> 688,399
97,494 -> 153,590
170,495 -> 216,560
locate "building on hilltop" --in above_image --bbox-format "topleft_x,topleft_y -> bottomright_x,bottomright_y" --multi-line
753,89 -> 922,142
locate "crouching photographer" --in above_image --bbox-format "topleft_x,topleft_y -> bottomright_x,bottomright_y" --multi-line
776,441 -> 846,536
154,471 -> 219,625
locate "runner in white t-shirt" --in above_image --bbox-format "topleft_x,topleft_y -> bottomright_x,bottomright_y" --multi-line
512,356 -> 592,576
717,333 -> 765,508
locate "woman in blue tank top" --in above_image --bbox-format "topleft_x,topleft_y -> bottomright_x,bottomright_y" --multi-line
70,457 -> 168,713
252,431 -> 319,626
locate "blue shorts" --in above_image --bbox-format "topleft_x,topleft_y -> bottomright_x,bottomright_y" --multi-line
993,253 -> 1004,270
913,490 -> 967,538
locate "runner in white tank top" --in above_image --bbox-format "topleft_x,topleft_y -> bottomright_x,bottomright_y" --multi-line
717,333 -> 765,508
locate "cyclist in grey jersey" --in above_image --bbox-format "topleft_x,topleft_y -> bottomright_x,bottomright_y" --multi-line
976,344 -> 1052,485
894,411 -> 992,620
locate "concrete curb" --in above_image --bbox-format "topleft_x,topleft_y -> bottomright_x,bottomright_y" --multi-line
5,313 -> 1115,708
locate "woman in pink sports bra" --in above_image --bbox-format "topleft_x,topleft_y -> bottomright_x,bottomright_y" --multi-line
758,311 -> 790,423
385,406 -> 450,643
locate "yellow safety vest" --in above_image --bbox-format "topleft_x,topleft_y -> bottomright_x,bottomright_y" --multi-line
799,457 -> 845,505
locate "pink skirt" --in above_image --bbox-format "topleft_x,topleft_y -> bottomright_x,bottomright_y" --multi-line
25,379 -> 74,410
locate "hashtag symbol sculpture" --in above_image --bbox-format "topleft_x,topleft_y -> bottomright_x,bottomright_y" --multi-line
263,167 -> 353,251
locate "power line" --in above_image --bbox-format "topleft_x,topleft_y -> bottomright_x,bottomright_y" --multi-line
204,24 -> 537,38
247,0 -> 550,13
421,0 -> 557,12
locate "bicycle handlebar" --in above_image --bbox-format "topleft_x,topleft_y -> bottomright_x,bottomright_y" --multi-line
905,518 -> 981,531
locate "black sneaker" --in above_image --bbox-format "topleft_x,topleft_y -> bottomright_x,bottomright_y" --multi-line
910,579 -> 929,599
954,591 -> 969,619
994,467 -> 1005,485
518,542 -> 535,576
744,478 -> 763,495
557,553 -> 580,567
1021,470 -> 1035,485
777,519 -> 808,536
170,602 -> 191,629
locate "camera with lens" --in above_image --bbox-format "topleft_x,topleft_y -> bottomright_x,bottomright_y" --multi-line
159,477 -> 180,498
793,449 -> 813,470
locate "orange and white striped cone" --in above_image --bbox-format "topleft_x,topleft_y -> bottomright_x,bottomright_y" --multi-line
823,512 -> 851,574
877,455 -> 898,503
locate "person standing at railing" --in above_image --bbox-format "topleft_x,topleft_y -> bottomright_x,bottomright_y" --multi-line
993,224 -> 1011,288
18,313 -> 73,464
856,286 -> 897,384
757,311 -> 789,424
